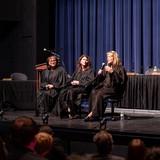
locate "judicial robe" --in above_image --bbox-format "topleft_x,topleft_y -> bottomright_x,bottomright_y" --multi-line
58,68 -> 95,117
89,65 -> 127,118
37,66 -> 67,113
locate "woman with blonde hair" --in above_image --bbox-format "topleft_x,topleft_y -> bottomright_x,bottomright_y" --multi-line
84,51 -> 127,121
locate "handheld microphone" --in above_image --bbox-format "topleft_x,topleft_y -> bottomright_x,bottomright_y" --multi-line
97,62 -> 105,75
101,62 -> 106,70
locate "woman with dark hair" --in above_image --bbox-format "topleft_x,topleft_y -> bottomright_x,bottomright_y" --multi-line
59,54 -> 94,119
37,55 -> 68,116
84,50 -> 127,121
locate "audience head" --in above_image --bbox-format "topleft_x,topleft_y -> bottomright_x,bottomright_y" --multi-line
145,147 -> 160,160
106,50 -> 121,66
10,116 -> 38,146
93,130 -> 113,155
39,125 -> 55,137
0,136 -> 7,160
34,132 -> 54,157
39,124 -> 66,155
68,153 -> 91,160
127,138 -> 146,160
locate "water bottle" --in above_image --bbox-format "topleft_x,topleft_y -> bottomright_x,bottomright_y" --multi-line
120,112 -> 124,120
153,66 -> 158,72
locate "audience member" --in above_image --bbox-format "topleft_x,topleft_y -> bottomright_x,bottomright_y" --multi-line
39,125 -> 67,160
145,147 -> 160,160
68,153 -> 91,160
91,130 -> 125,160
127,138 -> 146,160
0,136 -> 7,160
34,132 -> 53,157
7,116 -> 45,160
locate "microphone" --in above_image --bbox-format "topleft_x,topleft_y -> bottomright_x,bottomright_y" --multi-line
43,48 -> 60,57
101,62 -> 106,70
43,48 -> 50,52
97,62 -> 106,75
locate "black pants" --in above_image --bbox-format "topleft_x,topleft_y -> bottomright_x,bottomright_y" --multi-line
89,87 -> 115,117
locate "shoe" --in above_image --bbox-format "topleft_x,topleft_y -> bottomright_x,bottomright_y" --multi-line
84,116 -> 89,122
84,116 -> 98,122
68,114 -> 72,119
72,114 -> 80,119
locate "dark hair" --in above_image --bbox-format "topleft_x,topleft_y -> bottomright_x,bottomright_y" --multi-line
127,138 -> 146,160
145,147 -> 160,160
76,54 -> 92,72
11,116 -> 38,145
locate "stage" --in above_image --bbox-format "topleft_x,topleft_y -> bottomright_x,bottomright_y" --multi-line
1,109 -> 160,156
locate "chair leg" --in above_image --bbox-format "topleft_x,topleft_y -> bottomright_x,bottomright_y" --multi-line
111,103 -> 114,118
78,105 -> 82,118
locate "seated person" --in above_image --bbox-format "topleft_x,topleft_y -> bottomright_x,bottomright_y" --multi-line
58,54 -> 94,119
34,132 -> 54,158
91,130 -> 125,160
127,138 -> 146,160
84,50 -> 127,121
7,116 -> 39,160
37,55 -> 68,116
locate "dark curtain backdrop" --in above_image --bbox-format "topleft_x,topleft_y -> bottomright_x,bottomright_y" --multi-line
51,0 -> 160,75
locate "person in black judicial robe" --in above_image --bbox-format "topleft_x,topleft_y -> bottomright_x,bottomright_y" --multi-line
84,50 -> 127,121
37,55 -> 67,115
58,54 -> 94,119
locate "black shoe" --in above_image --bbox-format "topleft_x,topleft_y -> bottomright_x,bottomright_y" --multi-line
68,114 -> 73,119
84,116 -> 89,121
71,114 -> 80,119
84,116 -> 98,122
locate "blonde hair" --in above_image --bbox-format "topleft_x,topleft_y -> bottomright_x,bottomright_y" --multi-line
106,50 -> 121,66
35,132 -> 54,156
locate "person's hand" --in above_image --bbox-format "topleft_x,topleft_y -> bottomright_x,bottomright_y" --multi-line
71,80 -> 79,85
46,84 -> 54,89
104,66 -> 113,73
97,69 -> 103,75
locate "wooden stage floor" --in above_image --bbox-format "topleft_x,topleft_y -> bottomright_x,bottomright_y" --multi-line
1,110 -> 160,155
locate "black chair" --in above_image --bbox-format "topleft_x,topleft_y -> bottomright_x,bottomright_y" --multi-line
10,72 -> 28,81
102,74 -> 128,121
80,94 -> 124,120
103,95 -> 123,121
79,93 -> 89,118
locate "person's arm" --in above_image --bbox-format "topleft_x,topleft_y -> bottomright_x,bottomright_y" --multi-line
52,67 -> 68,89
111,66 -> 127,89
40,70 -> 49,90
